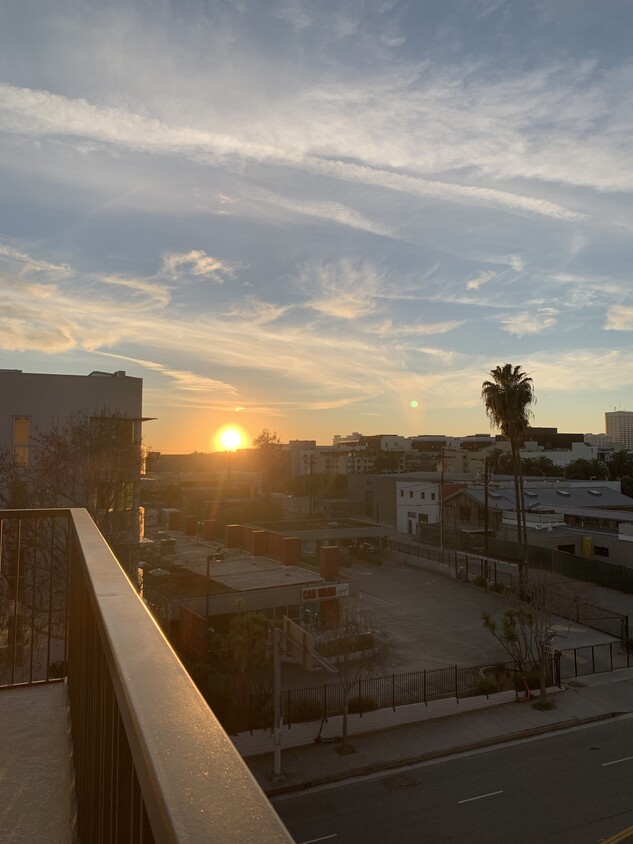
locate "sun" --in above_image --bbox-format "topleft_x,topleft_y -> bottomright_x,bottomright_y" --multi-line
218,427 -> 242,451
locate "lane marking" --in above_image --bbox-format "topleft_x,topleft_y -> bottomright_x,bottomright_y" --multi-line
458,790 -> 503,804
600,823 -> 633,843
602,755 -> 633,767
298,835 -> 338,844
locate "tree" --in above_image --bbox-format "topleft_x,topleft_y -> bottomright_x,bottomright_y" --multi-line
220,612 -> 274,724
1,410 -> 146,557
253,428 -> 281,448
607,450 -> 633,482
565,458 -> 609,480
482,364 -> 535,587
315,601 -> 392,751
482,571 -> 585,702
522,455 -> 557,477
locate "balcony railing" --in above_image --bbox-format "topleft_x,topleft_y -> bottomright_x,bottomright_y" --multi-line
0,508 -> 292,843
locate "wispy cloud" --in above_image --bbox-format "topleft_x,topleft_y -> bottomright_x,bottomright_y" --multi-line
467,270 -> 496,290
162,250 -> 239,281
605,305 -> 633,331
500,309 -> 558,336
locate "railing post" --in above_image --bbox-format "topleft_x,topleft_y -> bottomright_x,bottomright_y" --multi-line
423,669 -> 427,705
592,646 -> 595,675
455,665 -> 459,702
574,647 -> 578,677
392,674 -> 395,711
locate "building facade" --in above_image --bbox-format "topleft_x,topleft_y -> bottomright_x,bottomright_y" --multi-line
605,411 -> 633,449
0,369 -> 145,546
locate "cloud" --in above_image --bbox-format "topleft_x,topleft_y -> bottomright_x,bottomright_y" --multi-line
226,298 -> 292,325
605,305 -> 633,331
162,250 -> 238,281
376,319 -> 463,337
467,270 -> 496,290
301,258 -> 387,320
500,309 -> 558,336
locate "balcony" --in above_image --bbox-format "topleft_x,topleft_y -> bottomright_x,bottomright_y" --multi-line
0,508 -> 293,843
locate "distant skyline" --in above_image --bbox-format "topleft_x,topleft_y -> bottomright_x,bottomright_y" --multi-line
1,1 -> 631,452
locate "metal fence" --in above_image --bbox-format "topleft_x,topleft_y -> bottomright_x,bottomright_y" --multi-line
387,539 -> 629,641
220,659 -> 540,734
559,641 -> 632,680
388,538 -> 516,590
0,508 -> 292,844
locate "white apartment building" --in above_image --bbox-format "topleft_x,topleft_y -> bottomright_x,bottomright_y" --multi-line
605,411 -> 633,450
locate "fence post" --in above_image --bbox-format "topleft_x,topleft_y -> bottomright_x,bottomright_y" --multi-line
323,684 -> 327,721
455,665 -> 459,702
392,674 -> 395,711
610,642 -> 613,672
423,669 -> 427,705
574,647 -> 578,677
592,646 -> 595,675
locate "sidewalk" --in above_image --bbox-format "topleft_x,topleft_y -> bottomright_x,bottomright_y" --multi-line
246,668 -> 633,797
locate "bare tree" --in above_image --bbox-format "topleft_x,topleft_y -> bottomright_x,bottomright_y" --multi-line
316,601 -> 392,750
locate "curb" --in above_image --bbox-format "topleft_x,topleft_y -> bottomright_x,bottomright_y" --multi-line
262,711 -> 624,797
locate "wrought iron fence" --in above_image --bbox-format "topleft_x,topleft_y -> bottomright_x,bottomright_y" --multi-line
221,659 -> 532,733
558,641 -> 632,680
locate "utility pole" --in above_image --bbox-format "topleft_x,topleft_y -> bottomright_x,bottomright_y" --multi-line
271,627 -> 286,783
484,457 -> 489,556
439,447 -> 445,555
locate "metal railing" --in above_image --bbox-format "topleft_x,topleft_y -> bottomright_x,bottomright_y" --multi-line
559,641 -> 632,680
217,659 -> 531,734
388,538 -> 515,591
0,508 -> 292,844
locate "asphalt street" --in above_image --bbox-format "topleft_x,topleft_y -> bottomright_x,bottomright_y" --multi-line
273,716 -> 633,844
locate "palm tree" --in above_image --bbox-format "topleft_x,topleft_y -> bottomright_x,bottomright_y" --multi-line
481,364 -> 535,586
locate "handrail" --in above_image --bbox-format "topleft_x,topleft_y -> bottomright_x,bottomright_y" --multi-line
1,508 -> 292,843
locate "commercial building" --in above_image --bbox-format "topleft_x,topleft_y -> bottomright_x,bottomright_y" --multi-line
605,411 -> 633,449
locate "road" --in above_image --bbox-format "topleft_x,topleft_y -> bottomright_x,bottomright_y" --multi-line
273,717 -> 633,844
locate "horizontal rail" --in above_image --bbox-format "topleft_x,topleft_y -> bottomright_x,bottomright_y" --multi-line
1,508 -> 292,844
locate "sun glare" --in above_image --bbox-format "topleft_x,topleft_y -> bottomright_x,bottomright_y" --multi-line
217,427 -> 243,451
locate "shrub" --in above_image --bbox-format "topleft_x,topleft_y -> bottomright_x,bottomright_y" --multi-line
347,695 -> 378,714
474,674 -> 501,696
287,698 -> 323,724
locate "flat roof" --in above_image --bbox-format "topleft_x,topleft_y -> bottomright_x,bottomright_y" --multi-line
207,556 -> 323,592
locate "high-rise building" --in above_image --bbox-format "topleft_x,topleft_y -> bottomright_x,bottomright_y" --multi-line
605,410 -> 633,449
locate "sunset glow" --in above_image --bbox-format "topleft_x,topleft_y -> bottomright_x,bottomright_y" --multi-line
216,427 -> 244,452
0,3 -> 631,451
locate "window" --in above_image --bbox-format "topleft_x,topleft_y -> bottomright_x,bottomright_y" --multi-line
409,490 -> 413,498
420,491 -> 425,499
400,490 -> 404,497
594,546 -> 609,557
459,506 -> 470,521
12,416 -> 30,466
431,492 -> 436,501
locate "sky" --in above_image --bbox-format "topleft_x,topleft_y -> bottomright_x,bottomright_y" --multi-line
0,0 -> 632,453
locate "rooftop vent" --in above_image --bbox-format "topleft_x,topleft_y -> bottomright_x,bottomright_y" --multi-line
588,489 -> 602,496
525,491 -> 538,498
489,492 -> 503,499
556,490 -> 571,497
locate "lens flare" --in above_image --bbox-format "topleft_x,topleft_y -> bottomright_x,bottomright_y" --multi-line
410,400 -> 418,408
